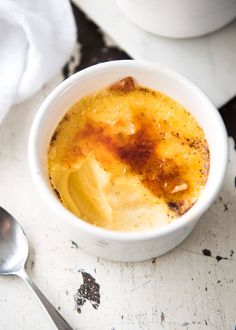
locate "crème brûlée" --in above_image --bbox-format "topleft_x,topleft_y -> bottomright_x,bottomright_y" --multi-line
48,77 -> 210,232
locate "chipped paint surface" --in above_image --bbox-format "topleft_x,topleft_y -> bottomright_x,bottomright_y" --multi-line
0,5 -> 236,330
74,270 -> 100,313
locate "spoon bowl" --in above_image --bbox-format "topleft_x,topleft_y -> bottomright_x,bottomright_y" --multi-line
0,206 -> 73,330
0,207 -> 28,275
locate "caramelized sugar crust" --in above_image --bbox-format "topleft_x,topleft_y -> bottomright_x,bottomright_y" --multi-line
48,77 -> 209,227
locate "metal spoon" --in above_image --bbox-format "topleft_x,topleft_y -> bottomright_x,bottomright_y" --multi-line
0,206 -> 73,330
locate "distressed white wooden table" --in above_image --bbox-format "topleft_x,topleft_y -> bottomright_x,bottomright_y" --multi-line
0,6 -> 236,330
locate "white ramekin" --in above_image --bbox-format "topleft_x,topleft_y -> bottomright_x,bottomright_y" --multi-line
29,60 -> 228,262
116,0 -> 236,38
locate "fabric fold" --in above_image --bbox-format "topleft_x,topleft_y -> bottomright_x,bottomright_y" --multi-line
0,0 -> 76,122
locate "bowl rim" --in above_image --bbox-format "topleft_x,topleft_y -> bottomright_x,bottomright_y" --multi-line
28,60 -> 228,242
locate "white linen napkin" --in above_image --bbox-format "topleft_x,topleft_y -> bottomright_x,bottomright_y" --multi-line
0,0 -> 76,122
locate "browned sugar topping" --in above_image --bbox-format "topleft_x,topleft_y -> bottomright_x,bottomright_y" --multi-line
68,111 -> 208,215
51,77 -> 210,216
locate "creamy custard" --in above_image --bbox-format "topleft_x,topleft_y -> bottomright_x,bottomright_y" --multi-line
48,77 -> 209,231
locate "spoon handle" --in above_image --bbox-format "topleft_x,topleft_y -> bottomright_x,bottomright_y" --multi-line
17,269 -> 73,330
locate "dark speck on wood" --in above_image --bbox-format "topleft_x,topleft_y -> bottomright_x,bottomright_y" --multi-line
161,311 -> 165,324
74,270 -> 100,313
182,322 -> 189,326
216,255 -> 228,262
71,240 -> 79,249
223,202 -> 229,212
202,249 -> 212,257
230,250 -> 234,257
25,260 -> 34,270
219,196 -> 230,212
202,249 -> 229,262
152,257 -> 157,264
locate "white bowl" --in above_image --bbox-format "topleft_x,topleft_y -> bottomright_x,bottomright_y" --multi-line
29,60 -> 228,262
116,0 -> 236,38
